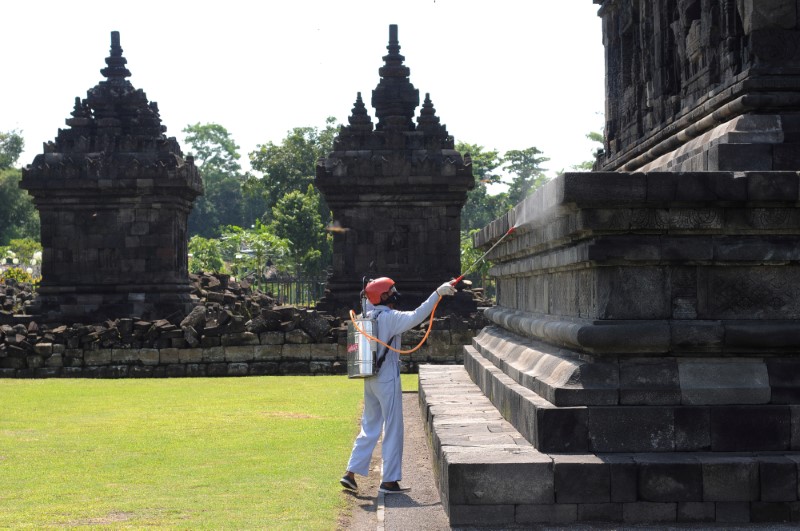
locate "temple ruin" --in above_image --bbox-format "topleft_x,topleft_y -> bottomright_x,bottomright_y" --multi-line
20,32 -> 203,322
420,1 -> 800,526
315,25 -> 474,313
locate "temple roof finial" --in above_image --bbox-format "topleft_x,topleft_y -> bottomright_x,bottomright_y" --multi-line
385,24 -> 403,61
100,31 -> 131,81
70,97 -> 90,119
417,93 -> 450,138
347,92 -> 374,133
417,93 -> 438,126
372,24 -> 419,131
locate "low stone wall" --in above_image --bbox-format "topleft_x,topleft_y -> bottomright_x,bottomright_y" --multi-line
0,326 -> 478,379
1,271 -> 489,378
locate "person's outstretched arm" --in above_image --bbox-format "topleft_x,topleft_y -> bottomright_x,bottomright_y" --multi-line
381,282 -> 456,338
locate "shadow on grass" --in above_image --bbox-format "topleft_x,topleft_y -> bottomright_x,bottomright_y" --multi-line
342,488 -> 376,506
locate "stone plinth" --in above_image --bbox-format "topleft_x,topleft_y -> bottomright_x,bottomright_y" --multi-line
473,171 -> 800,404
315,25 -> 474,313
419,170 -> 800,524
20,32 -> 202,321
595,0 -> 800,173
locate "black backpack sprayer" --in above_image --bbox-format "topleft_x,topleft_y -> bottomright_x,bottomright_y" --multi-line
347,225 -> 517,378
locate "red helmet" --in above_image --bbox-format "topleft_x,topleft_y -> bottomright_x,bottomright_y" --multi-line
365,277 -> 395,305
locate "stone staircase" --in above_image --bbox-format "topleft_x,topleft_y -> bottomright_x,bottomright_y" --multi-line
419,345 -> 800,526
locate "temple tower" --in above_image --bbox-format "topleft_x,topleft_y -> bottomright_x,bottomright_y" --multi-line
20,32 -> 203,321
315,25 -> 474,312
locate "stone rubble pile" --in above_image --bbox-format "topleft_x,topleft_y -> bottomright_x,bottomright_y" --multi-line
0,272 -> 490,377
0,279 -> 35,314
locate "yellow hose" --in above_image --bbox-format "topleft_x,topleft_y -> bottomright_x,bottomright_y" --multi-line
348,295 -> 444,355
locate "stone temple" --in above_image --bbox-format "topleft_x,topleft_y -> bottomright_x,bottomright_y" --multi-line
420,1 -> 800,526
20,32 -> 202,322
597,0 -> 800,172
315,25 -> 474,313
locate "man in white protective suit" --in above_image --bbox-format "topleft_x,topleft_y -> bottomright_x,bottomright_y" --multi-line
340,277 -> 456,494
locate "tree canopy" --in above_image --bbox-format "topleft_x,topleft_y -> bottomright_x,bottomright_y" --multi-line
183,123 -> 248,238
457,141 -> 506,231
183,123 -> 242,175
0,130 -> 39,245
182,118 -> 339,278
245,117 -> 338,218
268,184 -> 330,276
0,130 -> 24,170
503,147 -> 550,207
457,142 -> 552,231
572,131 -> 604,171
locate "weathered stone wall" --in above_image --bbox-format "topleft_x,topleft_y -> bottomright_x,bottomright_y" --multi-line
476,171 -> 800,358
420,170 -> 800,524
595,0 -> 800,172
0,274 -> 485,378
418,3 -> 800,525
0,325 -> 476,379
471,171 -> 800,405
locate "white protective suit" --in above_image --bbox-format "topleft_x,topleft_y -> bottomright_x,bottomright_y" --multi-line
345,290 -> 440,482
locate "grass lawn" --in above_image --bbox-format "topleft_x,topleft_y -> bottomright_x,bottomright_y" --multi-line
0,373 -> 419,529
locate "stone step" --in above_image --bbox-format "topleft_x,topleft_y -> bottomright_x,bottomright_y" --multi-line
419,363 -> 800,526
466,341 -> 800,453
472,323 -> 800,408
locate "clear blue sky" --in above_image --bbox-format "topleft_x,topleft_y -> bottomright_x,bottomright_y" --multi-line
4,1 -> 605,179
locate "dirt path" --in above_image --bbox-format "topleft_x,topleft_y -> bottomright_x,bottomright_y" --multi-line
384,392 -> 450,531
338,391 -> 451,530
337,419 -> 382,530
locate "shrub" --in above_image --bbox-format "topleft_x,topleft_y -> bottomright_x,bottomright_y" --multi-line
1,266 -> 35,285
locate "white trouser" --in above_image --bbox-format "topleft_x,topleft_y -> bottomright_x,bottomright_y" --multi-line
346,367 -> 404,482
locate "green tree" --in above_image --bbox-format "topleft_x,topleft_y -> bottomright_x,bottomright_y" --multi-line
187,235 -> 225,274
0,169 -> 39,244
460,229 -> 493,296
219,224 -> 291,289
503,147 -> 550,206
0,130 -> 24,169
5,238 -> 41,266
183,123 -> 246,238
456,141 -> 508,231
572,131 -> 604,171
268,185 -> 331,276
0,130 -> 39,245
245,117 -> 338,218
183,123 -> 242,176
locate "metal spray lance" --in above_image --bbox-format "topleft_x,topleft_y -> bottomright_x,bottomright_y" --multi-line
450,225 -> 516,286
